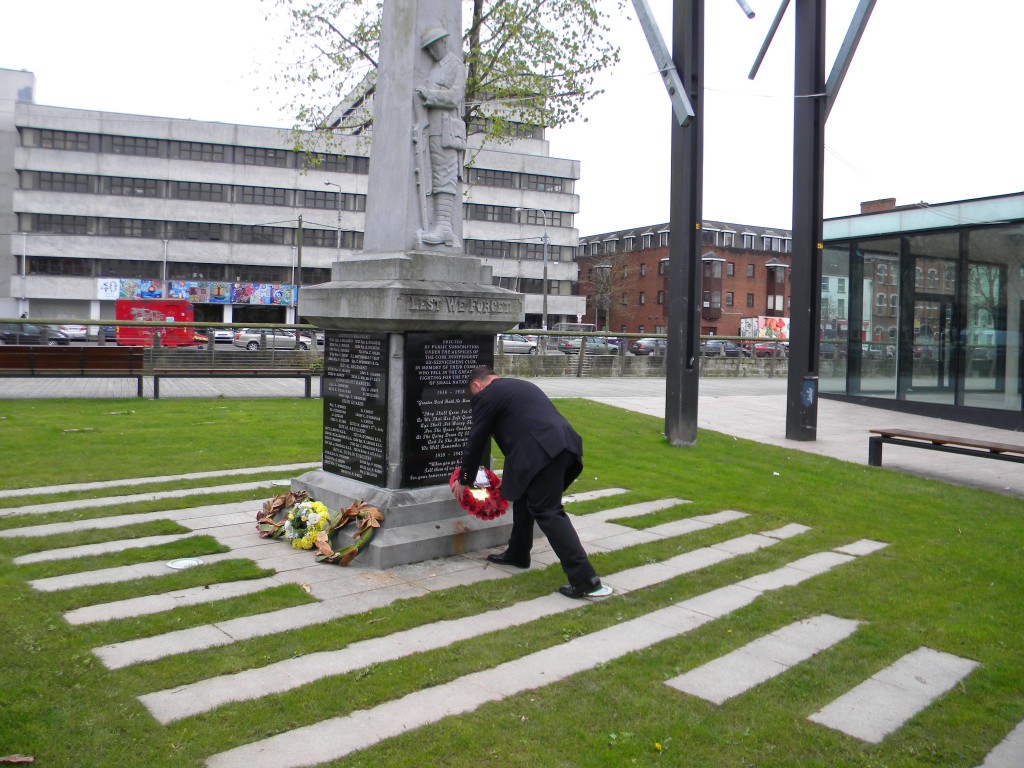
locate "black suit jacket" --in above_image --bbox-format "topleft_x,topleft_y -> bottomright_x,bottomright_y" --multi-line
458,377 -> 583,501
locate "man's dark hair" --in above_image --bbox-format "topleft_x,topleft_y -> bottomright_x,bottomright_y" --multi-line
467,365 -> 496,387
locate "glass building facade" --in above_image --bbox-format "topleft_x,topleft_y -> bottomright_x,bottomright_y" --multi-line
821,193 -> 1023,430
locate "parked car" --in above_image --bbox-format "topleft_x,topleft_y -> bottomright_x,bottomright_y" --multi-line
0,323 -> 43,345
232,328 -> 310,351
820,342 -> 848,359
557,336 -> 617,355
496,333 -> 538,355
754,341 -> 788,358
213,329 -> 236,343
862,343 -> 894,360
58,324 -> 88,340
701,340 -> 751,357
629,338 -> 667,356
44,327 -> 71,345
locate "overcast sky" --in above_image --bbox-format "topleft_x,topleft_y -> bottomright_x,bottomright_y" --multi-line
3,0 -> 1021,235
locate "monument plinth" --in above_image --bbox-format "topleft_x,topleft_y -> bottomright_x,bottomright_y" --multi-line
292,0 -> 524,568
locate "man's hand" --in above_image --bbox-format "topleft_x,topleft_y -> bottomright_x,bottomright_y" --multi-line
452,481 -> 468,500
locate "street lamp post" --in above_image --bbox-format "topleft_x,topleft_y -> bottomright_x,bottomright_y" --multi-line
515,207 -> 549,350
323,181 -> 343,259
162,239 -> 169,295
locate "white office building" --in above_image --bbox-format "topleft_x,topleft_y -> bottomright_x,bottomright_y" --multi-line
1,67 -> 584,329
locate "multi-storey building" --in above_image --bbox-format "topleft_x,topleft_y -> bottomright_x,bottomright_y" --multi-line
577,220 -> 793,336
0,68 -> 584,328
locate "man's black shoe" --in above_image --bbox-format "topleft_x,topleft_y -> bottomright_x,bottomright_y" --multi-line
557,579 -> 612,599
486,552 -> 530,569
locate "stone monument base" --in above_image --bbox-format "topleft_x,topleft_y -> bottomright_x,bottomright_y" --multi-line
292,469 -> 513,569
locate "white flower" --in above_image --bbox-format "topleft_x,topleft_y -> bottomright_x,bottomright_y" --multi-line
307,512 -> 320,526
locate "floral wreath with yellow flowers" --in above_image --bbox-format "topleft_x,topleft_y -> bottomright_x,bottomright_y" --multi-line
314,500 -> 385,566
281,500 -> 332,550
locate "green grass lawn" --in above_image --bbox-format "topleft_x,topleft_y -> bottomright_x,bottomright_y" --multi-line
0,397 -> 1022,767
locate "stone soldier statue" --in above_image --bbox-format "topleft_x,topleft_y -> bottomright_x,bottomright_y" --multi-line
414,26 -> 467,248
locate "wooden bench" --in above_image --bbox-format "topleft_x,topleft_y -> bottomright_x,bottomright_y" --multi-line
151,367 -> 318,399
0,346 -> 145,396
868,429 -> 1024,467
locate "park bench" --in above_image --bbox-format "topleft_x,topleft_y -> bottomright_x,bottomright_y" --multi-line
150,367 -> 318,399
868,428 -> 1024,467
0,345 -> 145,396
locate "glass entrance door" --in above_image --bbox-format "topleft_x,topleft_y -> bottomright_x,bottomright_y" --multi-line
908,296 -> 954,405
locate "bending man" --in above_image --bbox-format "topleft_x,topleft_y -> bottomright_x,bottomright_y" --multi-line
454,366 -> 608,599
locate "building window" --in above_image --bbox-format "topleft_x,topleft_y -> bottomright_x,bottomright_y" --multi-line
241,146 -> 290,167
32,214 -> 89,235
37,171 -> 90,193
927,268 -> 938,289
746,293 -> 754,307
110,135 -> 161,157
173,221 -> 224,241
658,259 -> 668,275
821,277 -> 830,292
624,237 -> 635,252
742,233 -> 756,249
107,218 -> 158,238
642,234 -> 653,249
108,177 -> 160,197
877,293 -> 887,307
658,290 -> 665,304
38,129 -> 91,151
837,298 -> 846,319
725,291 -> 734,306
890,294 -> 898,309
639,263 -> 646,276
466,167 -> 515,188
659,231 -> 670,247
307,153 -> 370,174
522,174 -> 567,192
726,262 -> 734,277
722,231 -> 735,247
747,264 -> 755,278
175,141 -> 228,162
171,181 -> 228,202
639,291 -> 646,305
837,277 -> 846,294
236,225 -> 287,245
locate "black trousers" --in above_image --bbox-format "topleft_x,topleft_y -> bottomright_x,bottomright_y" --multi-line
506,450 -> 598,588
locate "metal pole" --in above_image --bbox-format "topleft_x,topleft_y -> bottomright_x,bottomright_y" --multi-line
162,239 -> 168,295
664,0 -> 704,447
295,215 -> 303,321
786,0 -> 826,441
541,211 -> 549,333
20,232 -> 27,317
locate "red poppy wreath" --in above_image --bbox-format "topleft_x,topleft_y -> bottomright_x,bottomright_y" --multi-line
449,466 -> 509,521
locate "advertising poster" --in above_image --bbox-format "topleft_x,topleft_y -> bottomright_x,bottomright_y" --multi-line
230,283 -> 295,305
167,281 -> 233,304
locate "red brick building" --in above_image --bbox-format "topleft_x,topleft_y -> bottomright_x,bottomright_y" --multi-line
576,220 -> 793,336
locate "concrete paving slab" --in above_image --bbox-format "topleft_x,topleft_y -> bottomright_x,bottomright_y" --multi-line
809,647 -> 980,743
0,511 -> 170,538
691,510 -> 750,526
734,566 -> 819,592
835,539 -> 889,556
217,603 -> 339,642
669,649 -> 791,705
573,498 -> 689,525
602,562 -> 689,593
645,518 -> 714,537
95,623 -> 235,669
679,584 -> 761,618
665,615 -> 861,704
787,551 -> 856,574
563,488 -> 630,503
977,718 -> 1024,768
710,533 -> 778,555
64,577 -> 280,624
584,528 -> 662,551
763,523 -> 812,539
0,463 -> 319,500
28,552 -> 242,591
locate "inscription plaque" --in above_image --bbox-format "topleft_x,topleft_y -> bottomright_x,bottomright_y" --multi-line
403,333 -> 493,487
323,331 -> 389,486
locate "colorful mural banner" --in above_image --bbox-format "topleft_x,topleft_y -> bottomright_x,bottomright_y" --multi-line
230,283 -> 295,306
118,279 -> 164,300
168,281 -> 232,304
